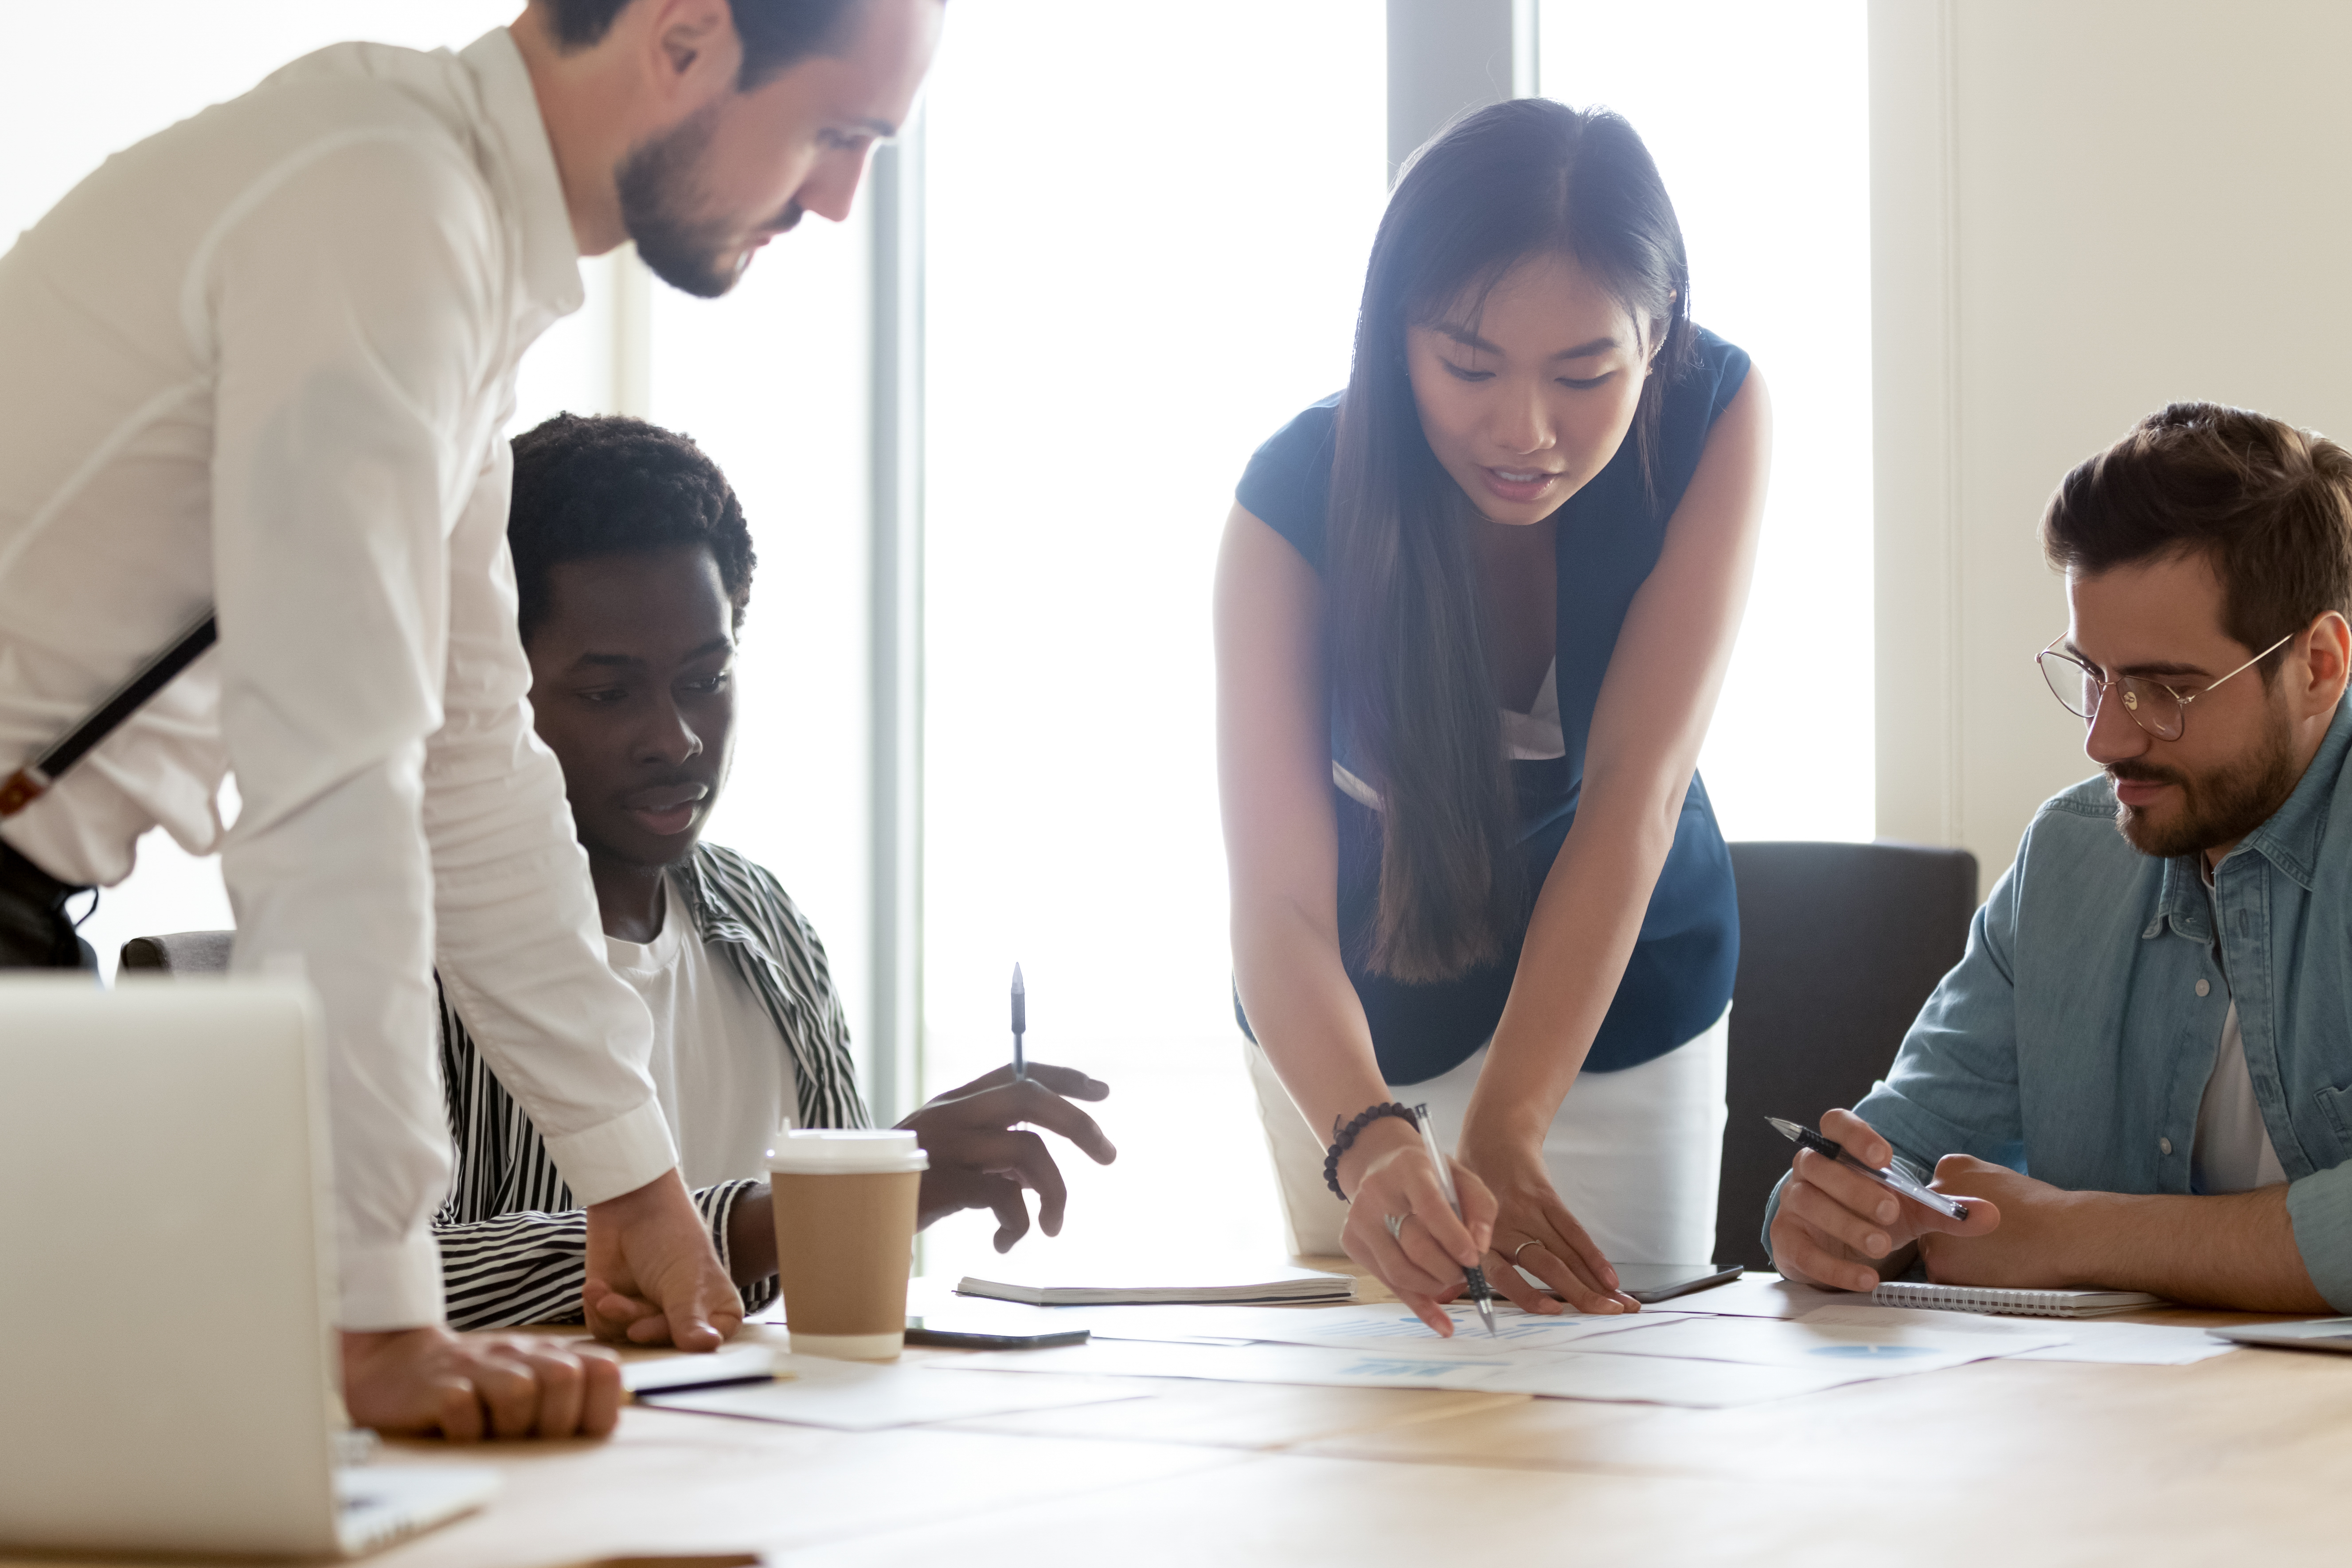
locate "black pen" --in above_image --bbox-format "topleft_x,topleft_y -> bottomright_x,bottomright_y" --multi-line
1010,962 -> 1026,1081
1413,1102 -> 1497,1337
1767,1116 -> 1970,1221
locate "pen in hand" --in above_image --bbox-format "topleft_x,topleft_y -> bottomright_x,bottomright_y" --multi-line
1010,963 -> 1026,1081
1413,1103 -> 1497,1337
1766,1116 -> 1970,1221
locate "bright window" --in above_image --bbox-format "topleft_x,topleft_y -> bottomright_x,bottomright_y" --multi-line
653,216 -> 879,1069
918,2 -> 1387,1276
1544,0 -> 1875,843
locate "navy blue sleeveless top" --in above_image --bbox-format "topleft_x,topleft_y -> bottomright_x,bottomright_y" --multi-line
1234,327 -> 1750,1083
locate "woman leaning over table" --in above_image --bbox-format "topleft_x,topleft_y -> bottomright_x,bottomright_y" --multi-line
1215,99 -> 1770,1333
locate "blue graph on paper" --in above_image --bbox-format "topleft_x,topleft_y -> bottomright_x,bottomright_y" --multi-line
1336,1357 -> 1514,1380
1306,1310 -> 1567,1346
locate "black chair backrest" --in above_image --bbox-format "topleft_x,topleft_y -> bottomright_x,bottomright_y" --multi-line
117,930 -> 235,978
1715,841 -> 1977,1269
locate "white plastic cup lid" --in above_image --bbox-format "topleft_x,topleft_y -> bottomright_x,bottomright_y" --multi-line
766,1129 -> 929,1174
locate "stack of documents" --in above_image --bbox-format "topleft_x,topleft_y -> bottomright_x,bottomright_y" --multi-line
942,1299 -> 2072,1408
955,1263 -> 1353,1306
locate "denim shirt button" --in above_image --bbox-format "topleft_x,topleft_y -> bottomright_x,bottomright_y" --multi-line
2196,979 -> 2211,997
2160,1137 -> 2174,1155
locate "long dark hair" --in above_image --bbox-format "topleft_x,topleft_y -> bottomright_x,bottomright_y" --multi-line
1328,100 -> 1693,982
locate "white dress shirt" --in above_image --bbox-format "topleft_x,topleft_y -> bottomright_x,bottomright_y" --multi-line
0,29 -> 674,1329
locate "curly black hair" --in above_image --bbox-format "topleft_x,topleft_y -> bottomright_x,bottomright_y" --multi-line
508,413 -> 756,644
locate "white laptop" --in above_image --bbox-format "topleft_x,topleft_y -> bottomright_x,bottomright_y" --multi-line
0,977 -> 498,1557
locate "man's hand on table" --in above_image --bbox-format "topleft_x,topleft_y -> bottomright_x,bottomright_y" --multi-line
340,1326 -> 621,1442
1770,1108 -> 2003,1292
901,1063 -> 1116,1250
583,1168 -> 745,1349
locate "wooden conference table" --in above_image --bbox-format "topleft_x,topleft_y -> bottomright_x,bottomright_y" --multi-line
15,1261 -> 2352,1567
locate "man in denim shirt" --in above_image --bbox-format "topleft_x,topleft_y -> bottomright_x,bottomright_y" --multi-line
1769,403 -> 2352,1313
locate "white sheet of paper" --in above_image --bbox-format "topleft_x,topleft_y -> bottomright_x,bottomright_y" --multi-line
1051,1300 -> 1672,1356
1798,1304 -> 2238,1365
1570,1309 -> 2064,1372
947,1336 -> 1926,1408
638,1354 -> 1148,1431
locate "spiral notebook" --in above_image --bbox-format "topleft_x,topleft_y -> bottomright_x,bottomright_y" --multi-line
1869,1280 -> 2162,1318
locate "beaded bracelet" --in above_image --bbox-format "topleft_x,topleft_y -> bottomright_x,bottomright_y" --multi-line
1323,1101 -> 1419,1200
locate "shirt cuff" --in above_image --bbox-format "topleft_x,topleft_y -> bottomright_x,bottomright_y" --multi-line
338,1229 -> 449,1332
2286,1165 -> 2352,1312
1760,1170 -> 1793,1264
695,1178 -> 779,1318
539,1097 -> 678,1208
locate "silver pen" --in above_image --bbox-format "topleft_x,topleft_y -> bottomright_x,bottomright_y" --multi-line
1767,1116 -> 1970,1220
1412,1102 -> 1497,1337
1010,963 -> 1027,1080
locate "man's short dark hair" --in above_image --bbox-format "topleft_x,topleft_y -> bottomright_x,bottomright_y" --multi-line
537,0 -> 865,88
509,413 -> 756,642
2042,401 -> 2352,676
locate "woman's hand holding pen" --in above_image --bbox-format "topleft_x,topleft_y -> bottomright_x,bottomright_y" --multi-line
1336,1117 -> 1497,1335
1454,1121 -> 1641,1316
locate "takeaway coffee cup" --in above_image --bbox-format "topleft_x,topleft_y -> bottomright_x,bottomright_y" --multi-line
766,1129 -> 929,1360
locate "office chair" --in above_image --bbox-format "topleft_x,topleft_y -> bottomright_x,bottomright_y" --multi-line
1715,841 -> 1978,1270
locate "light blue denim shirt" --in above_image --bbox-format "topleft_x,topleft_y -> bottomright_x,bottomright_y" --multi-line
1764,697 -> 2352,1310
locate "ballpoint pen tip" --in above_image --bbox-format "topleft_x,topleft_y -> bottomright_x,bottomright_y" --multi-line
1012,962 -> 1024,990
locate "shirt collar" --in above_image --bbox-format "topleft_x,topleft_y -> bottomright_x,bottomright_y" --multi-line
457,27 -> 584,329
2147,695 -> 2352,937
2233,694 -> 2352,892
673,845 -> 760,954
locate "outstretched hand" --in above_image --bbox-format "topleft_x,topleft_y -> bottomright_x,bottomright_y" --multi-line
899,1062 -> 1115,1250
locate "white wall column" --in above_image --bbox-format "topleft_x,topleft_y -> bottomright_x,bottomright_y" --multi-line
867,127 -> 926,1122
1386,0 -> 1539,180
1870,0 -> 2352,888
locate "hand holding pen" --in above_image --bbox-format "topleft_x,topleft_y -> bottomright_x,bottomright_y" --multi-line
1413,1104 -> 1497,1337
1332,1108 -> 1501,1338
1769,1107 -> 2002,1293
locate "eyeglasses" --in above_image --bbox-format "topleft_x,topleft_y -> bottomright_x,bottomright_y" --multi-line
2036,631 -> 2296,741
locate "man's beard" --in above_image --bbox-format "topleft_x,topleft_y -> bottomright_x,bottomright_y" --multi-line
614,103 -> 801,299
2110,708 -> 2299,860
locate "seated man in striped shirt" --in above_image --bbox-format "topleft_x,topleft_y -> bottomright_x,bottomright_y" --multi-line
436,413 -> 1115,1329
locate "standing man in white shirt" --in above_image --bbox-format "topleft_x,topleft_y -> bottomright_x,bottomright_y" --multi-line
0,0 -> 945,1440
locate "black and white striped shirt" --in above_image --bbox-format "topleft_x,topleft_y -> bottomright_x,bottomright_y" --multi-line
434,842 -> 869,1329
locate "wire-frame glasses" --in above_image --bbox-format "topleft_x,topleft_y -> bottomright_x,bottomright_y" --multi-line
2036,630 -> 2297,741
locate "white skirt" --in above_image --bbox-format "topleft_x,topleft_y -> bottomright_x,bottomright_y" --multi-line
1245,1007 -> 1730,1265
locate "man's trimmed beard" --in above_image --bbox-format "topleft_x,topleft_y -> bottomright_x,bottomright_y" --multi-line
2110,700 -> 2299,860
616,102 -> 762,300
